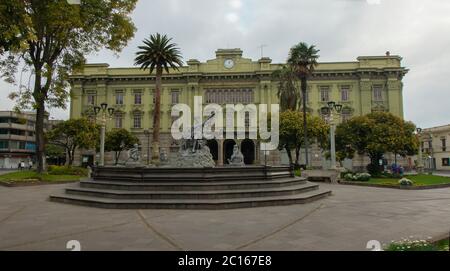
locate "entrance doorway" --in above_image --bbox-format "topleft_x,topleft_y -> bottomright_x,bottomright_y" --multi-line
241,139 -> 255,165
223,139 -> 236,164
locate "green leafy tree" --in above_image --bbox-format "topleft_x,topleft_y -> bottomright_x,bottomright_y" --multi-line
105,128 -> 139,165
335,112 -> 419,175
287,42 -> 320,166
134,33 -> 183,163
45,143 -> 66,165
0,0 -> 137,173
279,110 -> 328,166
272,65 -> 300,111
46,118 -> 100,166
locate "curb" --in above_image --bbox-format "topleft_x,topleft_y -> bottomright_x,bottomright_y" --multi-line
339,181 -> 450,190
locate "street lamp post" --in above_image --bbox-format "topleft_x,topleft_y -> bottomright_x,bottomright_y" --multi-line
415,127 -> 423,173
321,101 -> 343,170
93,103 -> 115,167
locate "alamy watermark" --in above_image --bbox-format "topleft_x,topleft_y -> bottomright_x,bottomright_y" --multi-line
171,96 -> 279,151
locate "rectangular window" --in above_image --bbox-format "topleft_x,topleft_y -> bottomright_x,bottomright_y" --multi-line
19,141 -> 26,149
25,142 -> 36,151
152,89 -> 156,104
133,115 -> 141,129
171,90 -> 180,104
115,91 -> 124,105
9,141 -> 19,149
341,86 -> 350,101
134,91 -> 142,105
320,86 -> 330,102
442,138 -> 446,152
115,116 -> 123,128
0,140 -> 8,149
443,158 -> 450,167
87,94 -> 96,105
373,85 -> 383,101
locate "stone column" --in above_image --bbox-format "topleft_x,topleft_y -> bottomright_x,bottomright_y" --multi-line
218,139 -> 224,166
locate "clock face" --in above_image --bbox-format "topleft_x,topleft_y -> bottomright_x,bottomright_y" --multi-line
224,59 -> 235,69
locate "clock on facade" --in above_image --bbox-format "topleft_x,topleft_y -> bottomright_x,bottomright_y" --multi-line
224,59 -> 235,69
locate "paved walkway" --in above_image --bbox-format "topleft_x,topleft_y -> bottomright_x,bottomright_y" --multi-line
0,183 -> 450,251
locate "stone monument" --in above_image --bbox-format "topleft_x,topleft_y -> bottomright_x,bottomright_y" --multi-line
125,143 -> 141,166
169,113 -> 216,168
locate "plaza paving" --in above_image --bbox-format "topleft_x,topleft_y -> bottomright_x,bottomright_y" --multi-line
0,182 -> 450,251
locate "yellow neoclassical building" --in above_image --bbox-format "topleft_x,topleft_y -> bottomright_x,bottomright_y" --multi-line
69,48 -> 408,167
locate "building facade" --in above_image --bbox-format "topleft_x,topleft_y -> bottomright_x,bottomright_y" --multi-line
0,111 -> 50,169
419,124 -> 450,171
69,48 -> 408,167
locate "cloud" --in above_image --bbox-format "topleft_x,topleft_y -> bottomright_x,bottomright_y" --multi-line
226,12 -> 239,23
229,0 -> 243,9
0,0 -> 449,129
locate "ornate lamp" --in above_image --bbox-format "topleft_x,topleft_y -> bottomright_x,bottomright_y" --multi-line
320,106 -> 330,116
335,104 -> 343,113
327,101 -> 335,109
108,107 -> 115,117
93,106 -> 101,115
100,102 -> 108,111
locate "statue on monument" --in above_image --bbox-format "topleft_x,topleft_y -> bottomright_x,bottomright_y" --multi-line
228,144 -> 244,166
170,112 -> 217,168
125,143 -> 141,166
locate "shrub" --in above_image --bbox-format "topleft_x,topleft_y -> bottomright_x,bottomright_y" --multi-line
385,238 -> 436,251
355,173 -> 371,182
343,172 -> 371,182
344,173 -> 354,181
341,170 -> 353,179
48,166 -> 88,176
399,178 -> 414,186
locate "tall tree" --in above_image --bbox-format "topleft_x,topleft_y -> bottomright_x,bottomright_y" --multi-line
134,33 -> 183,163
287,42 -> 320,167
279,110 -> 328,166
46,118 -> 99,166
335,112 -> 419,175
105,128 -> 139,165
0,0 -> 137,172
272,65 -> 300,111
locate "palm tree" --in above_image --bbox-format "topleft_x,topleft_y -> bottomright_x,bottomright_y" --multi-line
287,42 -> 320,167
272,65 -> 301,112
135,33 -> 183,163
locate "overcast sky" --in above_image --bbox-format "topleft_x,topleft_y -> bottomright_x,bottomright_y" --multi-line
1,0 -> 449,128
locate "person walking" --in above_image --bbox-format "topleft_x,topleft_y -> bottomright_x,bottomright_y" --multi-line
18,162 -> 22,170
28,160 -> 33,170
20,161 -> 25,171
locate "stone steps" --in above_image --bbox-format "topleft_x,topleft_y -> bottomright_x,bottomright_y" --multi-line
79,177 -> 307,191
49,189 -> 332,210
65,182 -> 319,200
49,166 -> 332,209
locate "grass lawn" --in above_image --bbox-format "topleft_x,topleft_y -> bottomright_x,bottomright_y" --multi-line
436,239 -> 449,251
0,170 -> 83,183
368,174 -> 450,187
